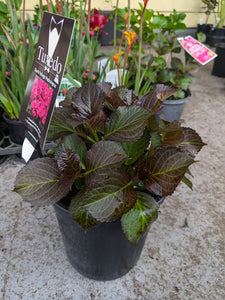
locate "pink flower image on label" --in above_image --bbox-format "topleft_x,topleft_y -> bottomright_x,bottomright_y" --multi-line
30,78 -> 53,125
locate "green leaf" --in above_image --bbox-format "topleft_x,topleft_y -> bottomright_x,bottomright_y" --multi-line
139,146 -> 194,196
121,191 -> 159,243
182,175 -> 193,190
120,130 -> 151,165
69,189 -> 101,231
14,158 -> 73,206
83,171 -> 136,222
0,2 -> 8,13
105,106 -> 150,143
85,141 -> 127,186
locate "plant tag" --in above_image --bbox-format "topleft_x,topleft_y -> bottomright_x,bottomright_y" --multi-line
20,12 -> 75,162
177,35 -> 217,65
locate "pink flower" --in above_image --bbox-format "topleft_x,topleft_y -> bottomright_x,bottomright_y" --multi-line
30,78 -> 53,125
5,71 -> 11,77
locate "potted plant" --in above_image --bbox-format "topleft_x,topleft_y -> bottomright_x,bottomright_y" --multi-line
116,7 -> 197,122
196,0 -> 217,43
206,0 -> 225,46
0,0 -> 38,144
14,80 -> 205,280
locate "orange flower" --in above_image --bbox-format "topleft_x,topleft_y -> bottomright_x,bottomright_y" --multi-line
113,51 -> 124,64
124,31 -> 136,47
124,12 -> 132,22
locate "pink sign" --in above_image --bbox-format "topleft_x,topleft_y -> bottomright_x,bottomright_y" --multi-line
178,35 -> 217,65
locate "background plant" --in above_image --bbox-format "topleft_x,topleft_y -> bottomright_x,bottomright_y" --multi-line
117,6 -> 196,98
201,0 -> 218,24
0,0 -> 38,119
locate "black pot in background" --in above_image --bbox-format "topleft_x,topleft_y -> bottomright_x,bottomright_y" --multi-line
2,112 -> 26,145
99,11 -> 122,46
53,202 -> 148,281
212,43 -> 225,77
196,24 -> 212,43
207,27 -> 225,47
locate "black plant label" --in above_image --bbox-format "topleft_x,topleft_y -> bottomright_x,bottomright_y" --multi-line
20,12 -> 75,149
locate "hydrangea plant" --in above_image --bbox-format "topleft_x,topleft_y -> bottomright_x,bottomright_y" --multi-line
14,81 -> 205,243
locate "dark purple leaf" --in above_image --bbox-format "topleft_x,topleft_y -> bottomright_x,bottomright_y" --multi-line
105,106 -> 150,143
138,84 -> 177,113
85,141 -> 127,186
48,107 -> 79,140
138,146 -> 194,196
57,146 -> 81,179
83,171 -> 136,222
69,190 -> 100,231
14,157 -> 73,206
71,80 -> 105,122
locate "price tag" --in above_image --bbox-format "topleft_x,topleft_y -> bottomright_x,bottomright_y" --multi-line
178,35 -> 217,65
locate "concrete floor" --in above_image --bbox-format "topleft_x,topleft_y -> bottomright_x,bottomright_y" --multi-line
0,61 -> 225,300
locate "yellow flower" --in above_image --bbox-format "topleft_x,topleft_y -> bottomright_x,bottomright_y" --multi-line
124,31 -> 136,47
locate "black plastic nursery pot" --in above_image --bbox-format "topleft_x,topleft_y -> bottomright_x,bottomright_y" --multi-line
155,92 -> 190,125
2,112 -> 26,145
212,43 -> 225,78
207,27 -> 225,47
53,202 -> 149,281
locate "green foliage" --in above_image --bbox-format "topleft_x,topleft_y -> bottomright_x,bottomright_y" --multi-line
0,0 -> 38,118
14,81 -> 205,243
116,7 -> 196,98
121,192 -> 159,243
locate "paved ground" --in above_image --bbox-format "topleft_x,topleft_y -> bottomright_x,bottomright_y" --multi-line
0,60 -> 225,300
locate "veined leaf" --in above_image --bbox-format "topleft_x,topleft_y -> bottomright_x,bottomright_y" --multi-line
54,134 -> 87,169
121,130 -> 151,165
71,80 -> 105,122
69,189 -> 100,231
179,127 -> 206,156
85,141 -> 127,186
48,107 -> 79,140
57,146 -> 81,179
14,158 -> 73,206
83,171 -> 136,222
121,191 -> 159,243
139,146 -> 194,196
105,106 -> 150,143
138,84 -> 177,113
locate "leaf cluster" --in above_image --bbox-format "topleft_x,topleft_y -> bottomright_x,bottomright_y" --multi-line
14,81 -> 205,242
117,7 -> 197,97
0,0 -> 38,119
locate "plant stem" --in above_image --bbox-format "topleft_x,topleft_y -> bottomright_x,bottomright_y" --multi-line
114,0 -> 119,50
136,7 -> 145,93
127,0 -> 131,30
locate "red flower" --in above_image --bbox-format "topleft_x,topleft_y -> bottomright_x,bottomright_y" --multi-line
82,9 -> 108,37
